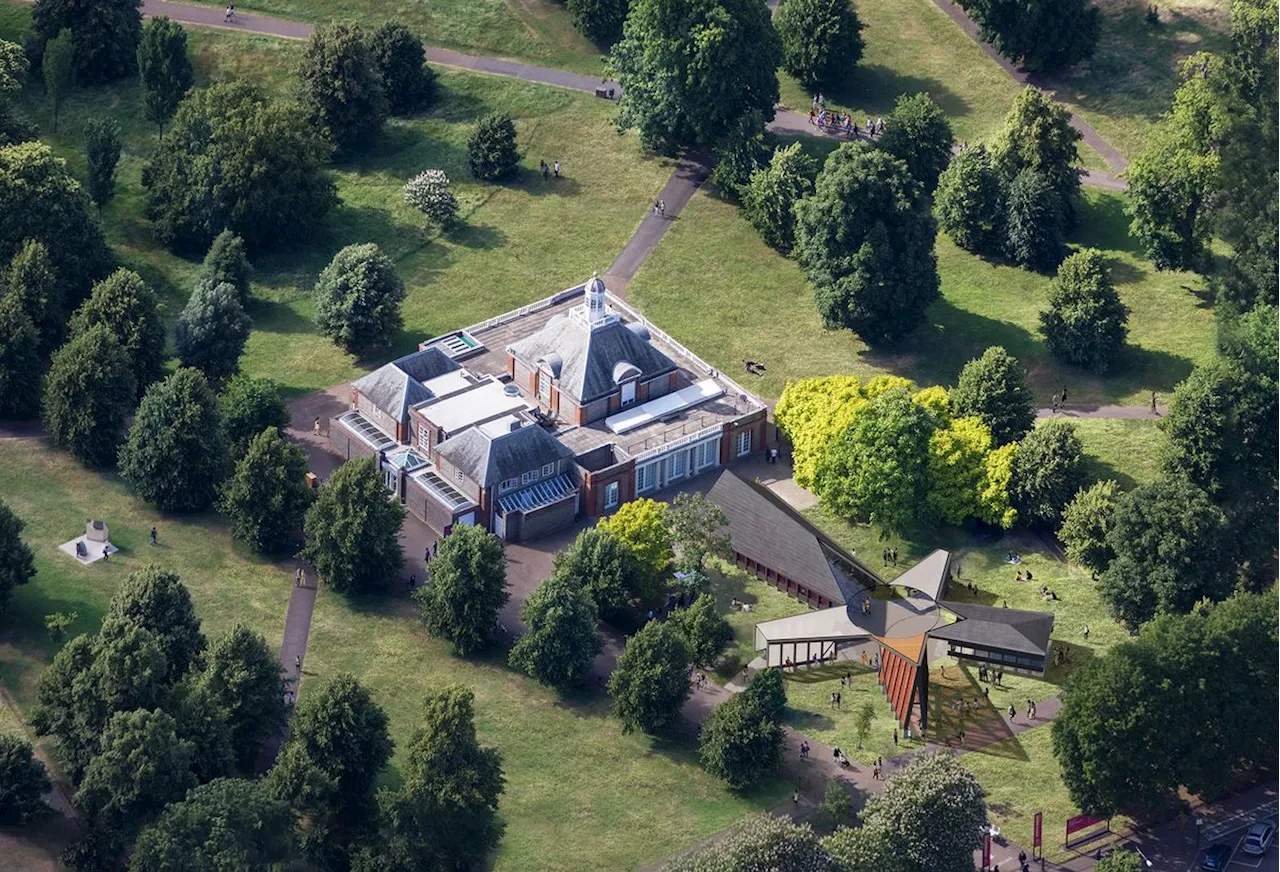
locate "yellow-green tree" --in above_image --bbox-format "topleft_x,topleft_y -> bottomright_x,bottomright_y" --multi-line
597,498 -> 672,603
927,416 -> 1017,529
980,443 -> 1018,528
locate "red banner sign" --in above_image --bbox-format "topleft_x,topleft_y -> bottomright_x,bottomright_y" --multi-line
1065,814 -> 1106,836
1034,812 -> 1043,848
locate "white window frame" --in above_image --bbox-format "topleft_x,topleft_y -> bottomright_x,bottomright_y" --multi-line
736,430 -> 752,457
455,469 -> 464,483
538,370 -> 552,402
666,450 -> 686,482
636,462 -> 657,494
499,478 -> 518,494
541,462 -> 556,478
604,481 -> 620,509
620,380 -> 637,407
417,426 -> 430,451
696,438 -> 719,471
522,470 -> 537,486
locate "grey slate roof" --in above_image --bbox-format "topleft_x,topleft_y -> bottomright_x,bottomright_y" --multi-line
506,315 -> 677,404
930,601 -> 1055,656
706,470 -> 881,605
351,348 -> 460,424
436,423 -> 574,488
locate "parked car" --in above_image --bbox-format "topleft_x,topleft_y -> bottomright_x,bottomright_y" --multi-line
1202,843 -> 1232,870
1243,821 -> 1276,856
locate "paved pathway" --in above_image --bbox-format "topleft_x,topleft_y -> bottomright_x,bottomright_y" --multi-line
253,570 -> 317,772
1037,403 -> 1164,420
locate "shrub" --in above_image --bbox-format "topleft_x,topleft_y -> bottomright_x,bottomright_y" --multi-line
467,113 -> 521,182
1040,248 -> 1130,372
369,21 -> 436,114
742,142 -> 816,253
403,170 -> 459,227
312,243 -> 405,353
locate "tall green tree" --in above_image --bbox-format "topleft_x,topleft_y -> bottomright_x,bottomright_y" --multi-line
131,778 -> 296,872
466,112 -> 521,182
1009,419 -> 1086,528
143,82 -> 337,252
708,110 -> 769,200
858,751 -> 986,872
74,708 -> 196,843
0,499 -> 35,617
934,144 -> 1006,257
550,526 -> 642,622
369,21 -> 436,113
509,573 -> 601,689
1004,168 -> 1067,271
31,0 -> 142,84
698,667 -> 785,789
286,673 -> 393,853
136,17 -> 193,132
3,239 -> 63,359
313,243 -> 405,353
41,326 -> 136,467
608,619 -> 691,734
949,345 -> 1035,446
794,142 -> 939,344
69,268 -> 166,401
1125,127 -> 1219,271
610,0 -> 781,153
774,0 -> 864,92
1040,247 -> 1129,371
668,492 -> 730,574
302,456 -> 405,595
0,735 -> 50,824
298,21 -> 387,153
104,565 -> 206,682
926,415 -> 1016,528
219,427 -> 313,554
195,624 -> 286,772
0,40 -> 31,146
415,523 -> 509,655
0,141 -> 113,303
83,116 -> 121,207
668,593 -> 732,667
876,93 -> 954,193
597,498 -> 672,603
815,387 -> 938,533
198,230 -> 253,307
990,87 -> 1083,225
1057,479 -> 1118,573
119,369 -> 231,512
174,280 -> 251,382
742,142 -> 817,253
219,374 -> 289,458
0,293 -> 41,419
41,29 -> 74,133
359,685 -> 505,871
963,0 -> 1099,72
1097,477 -> 1234,628
567,0 -> 631,47
1217,301 -> 1278,376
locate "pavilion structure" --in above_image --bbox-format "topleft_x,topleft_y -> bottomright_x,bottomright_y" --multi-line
721,472 -> 1055,734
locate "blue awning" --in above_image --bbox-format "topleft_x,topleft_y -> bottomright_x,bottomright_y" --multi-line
498,473 -> 577,515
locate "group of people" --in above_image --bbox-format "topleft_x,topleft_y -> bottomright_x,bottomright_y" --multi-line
881,547 -> 899,566
223,4 -> 236,22
806,94 -> 885,141
651,197 -> 666,217
871,756 -> 886,779
539,160 -> 562,181
728,597 -> 753,613
978,663 -> 1003,685
1014,569 -> 1034,582
1040,584 -> 1060,602
762,446 -> 781,464
828,690 -> 843,710
1008,698 -> 1039,720
1049,386 -> 1070,412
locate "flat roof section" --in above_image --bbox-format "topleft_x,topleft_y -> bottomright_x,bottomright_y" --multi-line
754,607 -> 873,645
422,369 -> 474,398
605,378 -> 725,434
416,379 -> 530,436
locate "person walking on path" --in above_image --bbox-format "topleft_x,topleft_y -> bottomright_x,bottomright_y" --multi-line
893,728 -> 898,747
294,654 -> 302,672
313,416 -> 321,436
1151,392 -> 1158,414
1061,386 -> 1069,405
540,160 -> 549,180
295,568 -> 303,588
149,526 -> 157,546
553,160 -> 561,179
658,199 -> 666,217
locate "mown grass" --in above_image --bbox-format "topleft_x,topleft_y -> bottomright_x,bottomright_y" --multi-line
0,440 -> 787,871
0,6 -> 674,397
629,185 -> 1215,407
706,561 -> 809,680
1071,417 -> 1166,489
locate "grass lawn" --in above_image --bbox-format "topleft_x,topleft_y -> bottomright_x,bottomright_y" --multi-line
0,5 -> 674,397
629,184 -> 1215,407
962,724 -> 1134,862
1051,0 -> 1232,160
1070,417 -> 1166,489
706,561 -> 809,680
0,440 -> 786,871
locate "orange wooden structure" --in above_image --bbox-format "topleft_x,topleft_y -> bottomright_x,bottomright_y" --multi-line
874,633 -> 929,731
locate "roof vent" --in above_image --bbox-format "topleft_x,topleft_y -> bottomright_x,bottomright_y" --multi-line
510,420 -> 522,433
503,384 -> 521,397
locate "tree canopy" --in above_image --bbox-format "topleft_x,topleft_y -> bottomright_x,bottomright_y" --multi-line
990,87 -> 1083,225
610,0 -> 781,154
551,526 -> 642,623
174,280 -> 251,383
1057,479 -> 1118,573
195,623 -> 285,772
219,426 -> 313,554
935,145 -> 1006,257
0,499 -> 35,617
1040,248 -> 1129,372
775,0 -> 864,92
313,243 -> 405,353
83,116 -> 122,207
416,524 -> 510,656
876,93 -> 954,193
136,16 -> 193,131
298,22 -> 387,154
143,82 -> 336,253
104,565 -> 206,683
567,0 -> 631,47
369,22 -> 436,114
198,230 -> 253,307
608,619 -> 691,734
69,268 -> 166,401
962,0 -> 1099,72
0,292 -> 40,420
698,668 -> 785,788
509,572 -> 601,689
949,345 -> 1035,446
0,735 -> 49,825
597,498 -> 672,603
218,374 -> 289,458
3,238 -> 63,360
742,142 -> 817,253
42,326 -> 136,467
303,456 -> 405,595
1009,419 -> 1086,528
666,815 -> 834,872
794,142 -> 939,344
119,369 -> 231,512
1004,168 -> 1067,271
669,593 -> 733,667
31,0 -> 143,84
467,112 -> 521,182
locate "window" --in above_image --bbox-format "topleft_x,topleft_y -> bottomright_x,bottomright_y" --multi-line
521,470 -> 538,486
538,370 -> 552,402
455,469 -> 464,483
696,439 -> 719,470
384,468 -> 398,492
417,426 -> 430,451
666,450 -> 686,482
541,462 -> 556,478
499,478 -> 518,494
604,481 -> 620,509
736,429 -> 752,457
636,462 -> 657,494
621,380 -> 637,407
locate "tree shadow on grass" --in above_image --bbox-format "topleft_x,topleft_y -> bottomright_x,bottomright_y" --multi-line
795,66 -> 970,124
786,708 -> 837,733
250,297 -> 316,336
443,219 -> 507,250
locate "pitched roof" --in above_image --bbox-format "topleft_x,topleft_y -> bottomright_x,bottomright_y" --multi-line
506,314 -> 677,404
885,549 -> 951,602
929,601 -> 1055,657
436,422 -> 574,488
351,348 -> 460,423
706,470 -> 881,605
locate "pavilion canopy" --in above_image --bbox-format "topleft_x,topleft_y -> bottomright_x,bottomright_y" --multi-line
885,549 -> 951,602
